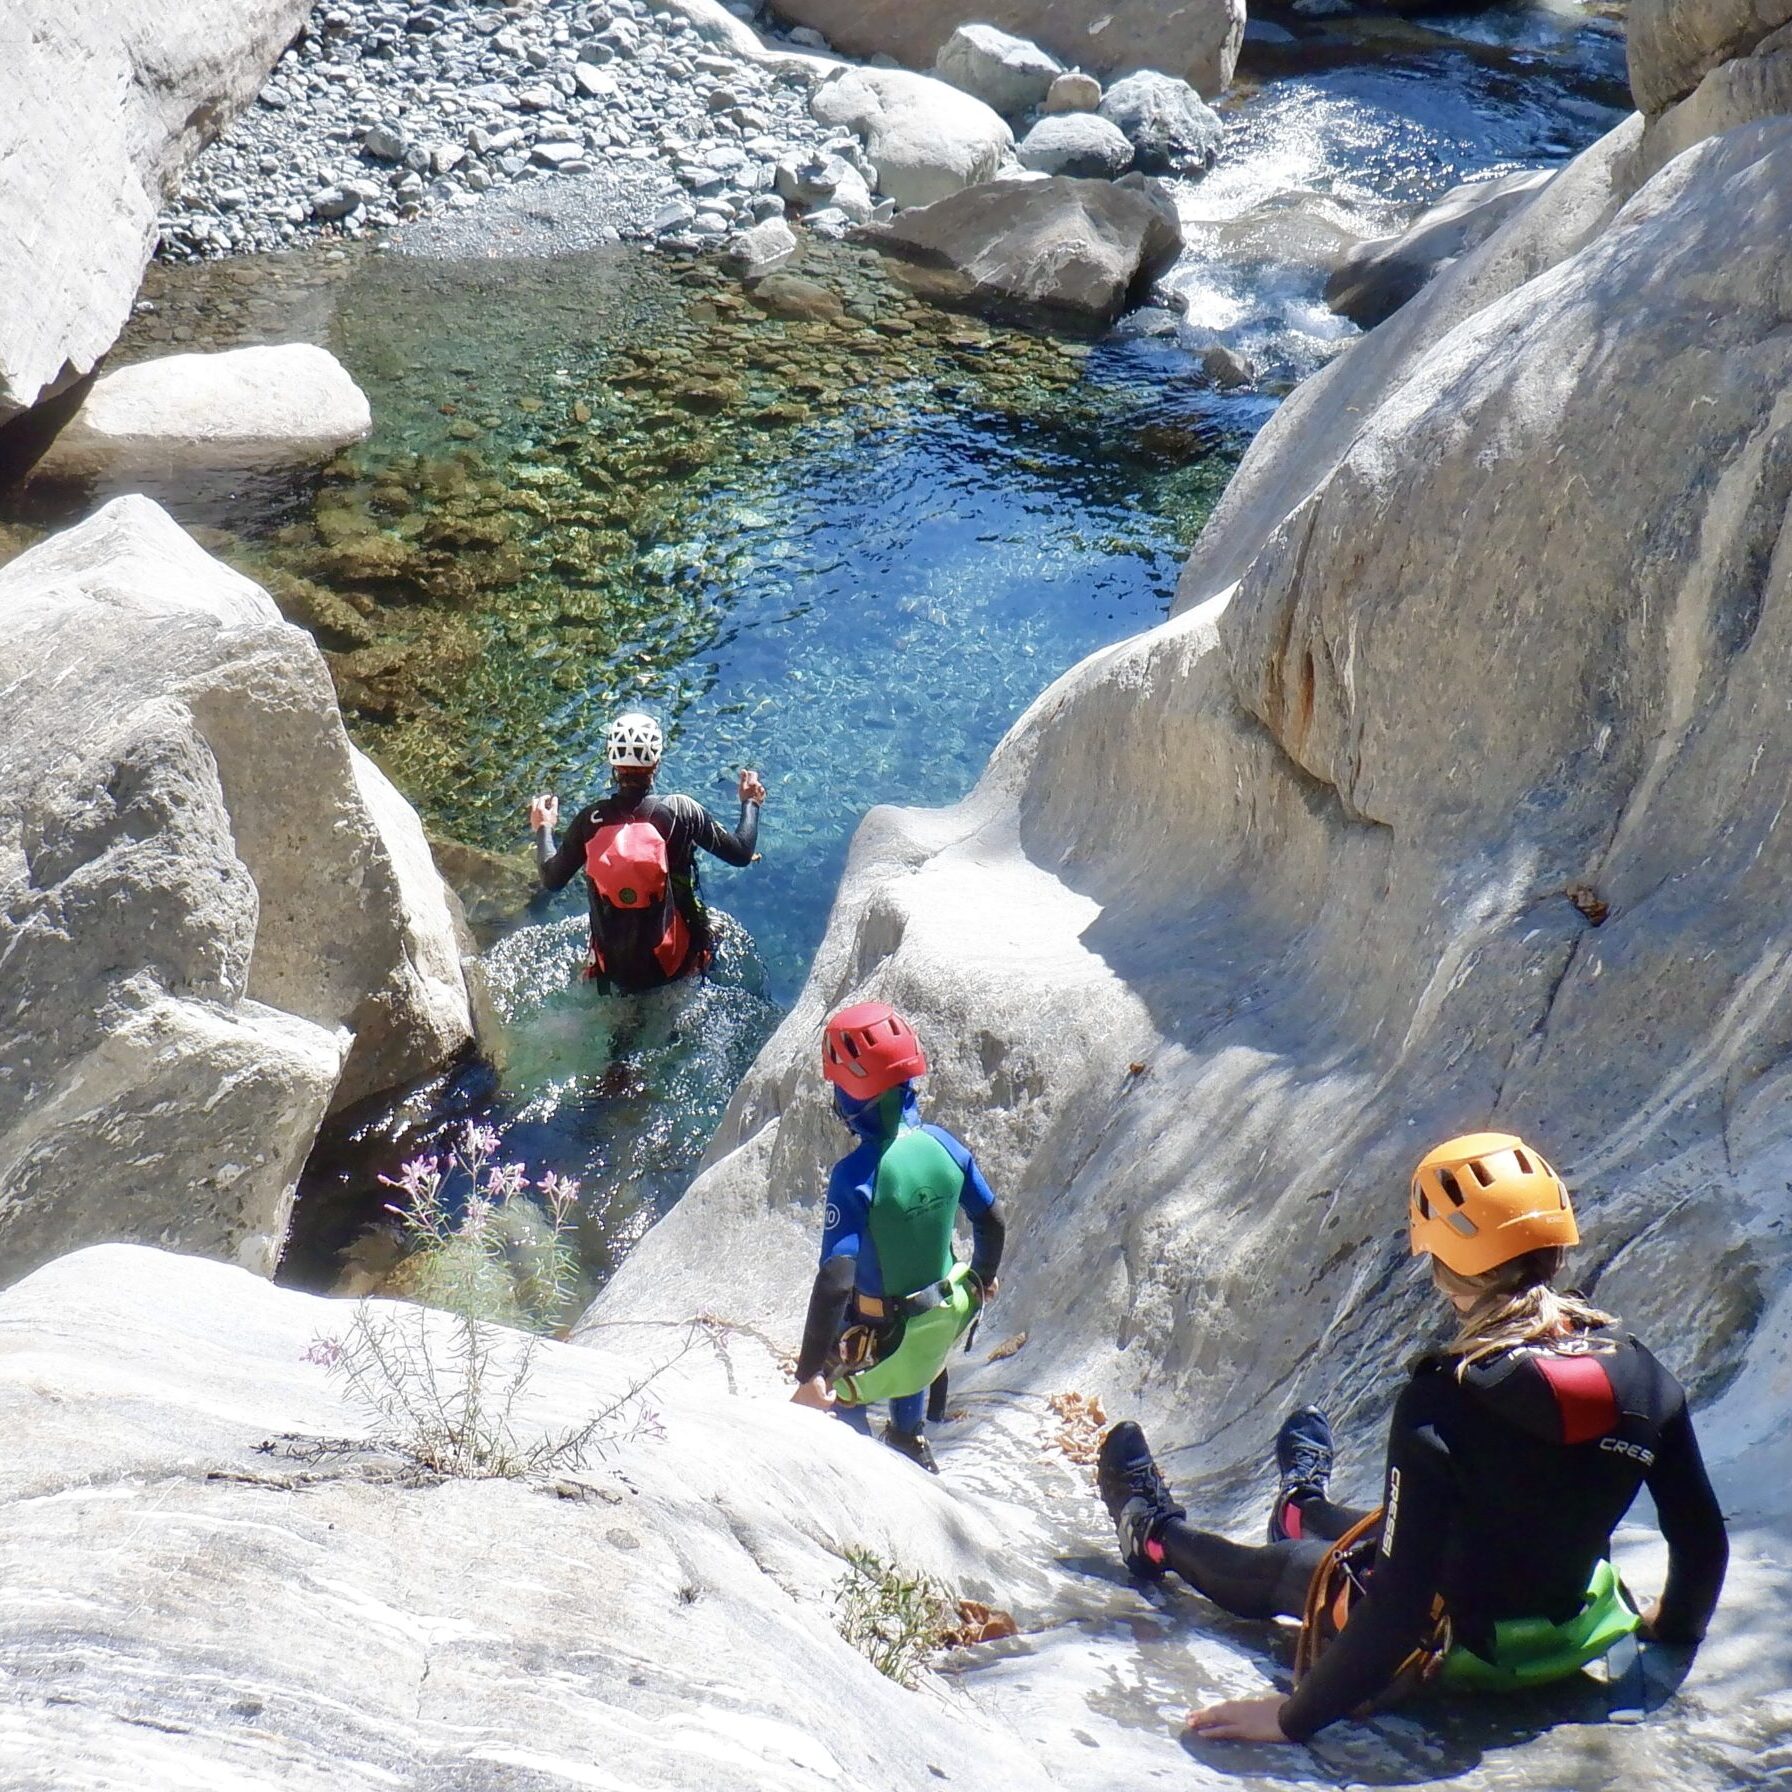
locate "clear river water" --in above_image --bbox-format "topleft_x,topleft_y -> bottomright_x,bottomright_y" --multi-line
0,2 -> 1629,1317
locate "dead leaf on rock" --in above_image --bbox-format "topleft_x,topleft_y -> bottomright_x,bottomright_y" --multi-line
1566,883 -> 1610,926
942,1600 -> 1021,1647
987,1331 -> 1029,1363
1045,1391 -> 1107,1466
1128,1061 -> 1148,1076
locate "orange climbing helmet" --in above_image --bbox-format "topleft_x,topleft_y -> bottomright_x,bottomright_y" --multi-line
822,1001 -> 928,1100
1409,1132 -> 1578,1278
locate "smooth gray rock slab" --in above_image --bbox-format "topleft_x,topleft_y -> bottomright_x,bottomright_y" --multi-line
1098,68 -> 1222,176
1628,0 -> 1792,112
0,499 -> 474,1285
1016,112 -> 1135,179
0,0 -> 313,420
30,344 -> 373,480
867,172 -> 1180,323
1324,168 -> 1550,329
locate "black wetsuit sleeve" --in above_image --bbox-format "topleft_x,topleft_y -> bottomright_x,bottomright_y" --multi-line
795,1254 -> 857,1383
1278,1375 -> 1453,1743
1646,1403 -> 1728,1643
678,796 -> 759,867
537,807 -> 598,891
968,1198 -> 1006,1286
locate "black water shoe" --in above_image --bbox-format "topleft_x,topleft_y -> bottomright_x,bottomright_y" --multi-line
1268,1405 -> 1335,1543
883,1426 -> 939,1475
1096,1421 -> 1184,1579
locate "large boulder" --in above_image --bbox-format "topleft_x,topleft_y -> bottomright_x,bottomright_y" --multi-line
810,66 -> 1013,208
1629,0 -> 1792,113
0,0 -> 313,422
1015,112 -> 1135,179
0,1244 -> 1061,1789
29,344 -> 372,482
1324,169 -> 1551,329
1634,21 -> 1792,182
934,23 -> 1063,121
0,498 -> 475,1284
867,173 -> 1182,324
768,1 -> 1246,97
589,111 -> 1792,1792
1096,69 -> 1222,176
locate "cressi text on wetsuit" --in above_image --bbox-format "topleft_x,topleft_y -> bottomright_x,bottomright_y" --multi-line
1156,1332 -> 1728,1740
795,1087 -> 1007,1423
537,785 -> 757,992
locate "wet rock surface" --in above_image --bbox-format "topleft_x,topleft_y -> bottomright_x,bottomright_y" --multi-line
871,174 -> 1182,325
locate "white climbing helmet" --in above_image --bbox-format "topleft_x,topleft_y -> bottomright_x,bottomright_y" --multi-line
606,711 -> 664,769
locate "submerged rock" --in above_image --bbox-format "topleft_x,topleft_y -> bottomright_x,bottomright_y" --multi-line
868,173 -> 1181,324
29,343 -> 372,481
1324,169 -> 1551,329
811,64 -> 1014,208
0,498 -> 475,1284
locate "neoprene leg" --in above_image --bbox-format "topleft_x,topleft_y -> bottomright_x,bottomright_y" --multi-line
888,1390 -> 926,1436
1156,1522 -> 1328,1621
1284,1496 -> 1373,1542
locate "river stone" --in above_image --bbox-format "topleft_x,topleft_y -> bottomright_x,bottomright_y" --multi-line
746,272 -> 844,319
30,344 -> 373,480
1044,71 -> 1102,114
764,1 -> 1245,95
0,498 -> 475,1285
0,0 -> 312,422
1097,69 -> 1222,176
1324,168 -> 1551,329
1016,112 -> 1134,179
867,172 -> 1180,324
587,117 -> 1792,1792
933,23 -> 1062,122
1628,0 -> 1792,112
724,215 -> 799,275
811,65 -> 1012,208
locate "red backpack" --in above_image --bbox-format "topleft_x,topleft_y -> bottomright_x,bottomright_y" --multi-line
583,820 -> 690,980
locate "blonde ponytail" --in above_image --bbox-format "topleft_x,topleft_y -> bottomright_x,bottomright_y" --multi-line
1433,1248 -> 1615,1376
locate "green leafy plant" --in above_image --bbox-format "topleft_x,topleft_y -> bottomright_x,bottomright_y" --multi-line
832,1549 -> 956,1688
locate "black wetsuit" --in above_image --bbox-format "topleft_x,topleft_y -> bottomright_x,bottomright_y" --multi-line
536,785 -> 758,992
1155,1333 -> 1728,1742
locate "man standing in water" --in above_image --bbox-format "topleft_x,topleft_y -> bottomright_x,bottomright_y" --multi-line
530,712 -> 764,992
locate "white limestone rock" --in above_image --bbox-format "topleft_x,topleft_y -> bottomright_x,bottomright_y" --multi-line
0,0 -> 313,420
31,344 -> 372,481
933,23 -> 1063,122
0,498 -> 474,1284
811,65 -> 1012,208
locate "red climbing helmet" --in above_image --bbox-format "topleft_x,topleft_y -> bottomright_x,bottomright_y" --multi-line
822,1001 -> 928,1099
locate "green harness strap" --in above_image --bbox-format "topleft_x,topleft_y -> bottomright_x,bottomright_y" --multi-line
834,1263 -> 979,1407
1438,1558 -> 1640,1691
833,1126 -> 977,1407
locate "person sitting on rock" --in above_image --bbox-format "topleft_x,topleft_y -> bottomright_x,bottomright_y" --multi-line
1095,1132 -> 1728,1745
530,711 -> 764,994
790,1002 -> 1008,1475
